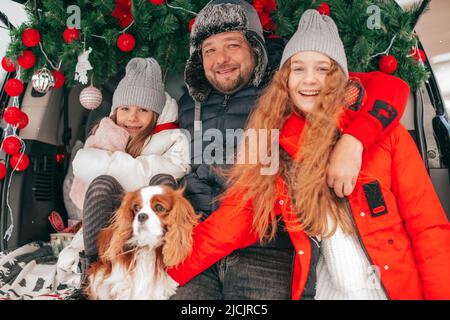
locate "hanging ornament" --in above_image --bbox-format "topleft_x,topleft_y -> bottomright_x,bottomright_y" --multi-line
2,56 -> 16,72
3,106 -> 23,125
2,136 -> 22,155
52,70 -> 65,89
117,33 -> 136,52
149,0 -> 165,5
10,153 -> 29,172
17,111 -> 29,130
63,27 -> 80,44
80,85 -> 103,110
188,18 -> 196,33
22,28 -> 41,47
112,0 -> 133,28
409,47 -> 426,63
4,79 -> 24,97
17,50 -> 36,69
31,67 -> 56,93
74,47 -> 93,85
379,55 -> 398,74
317,2 -> 331,16
0,162 -> 6,180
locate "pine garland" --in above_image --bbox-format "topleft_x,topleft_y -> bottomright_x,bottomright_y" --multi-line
3,0 -> 430,91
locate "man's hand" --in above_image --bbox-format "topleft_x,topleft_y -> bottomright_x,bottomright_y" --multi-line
327,134 -> 363,198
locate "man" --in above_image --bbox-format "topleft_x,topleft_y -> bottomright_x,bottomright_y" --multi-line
173,0 -> 408,299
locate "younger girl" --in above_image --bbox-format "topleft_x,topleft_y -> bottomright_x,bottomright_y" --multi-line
69,57 -> 190,270
167,10 -> 450,299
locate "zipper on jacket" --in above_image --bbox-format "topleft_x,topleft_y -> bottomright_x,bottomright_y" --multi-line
343,197 -> 391,300
222,95 -> 230,106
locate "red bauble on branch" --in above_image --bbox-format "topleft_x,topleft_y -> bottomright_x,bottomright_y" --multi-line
379,55 -> 398,74
117,33 -> 136,52
317,2 -> 331,16
17,50 -> 36,69
4,79 -> 24,97
18,111 -> 29,130
63,28 -> 80,44
2,56 -> 16,72
22,28 -> 41,47
52,70 -> 65,89
10,153 -> 29,171
112,0 -> 133,28
2,136 -> 22,155
149,0 -> 165,5
3,106 -> 23,125
409,48 -> 426,63
0,162 -> 6,180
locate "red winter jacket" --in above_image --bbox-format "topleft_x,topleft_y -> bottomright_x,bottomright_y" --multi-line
168,73 -> 450,299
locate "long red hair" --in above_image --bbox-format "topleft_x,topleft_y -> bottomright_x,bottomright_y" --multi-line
223,58 -> 354,243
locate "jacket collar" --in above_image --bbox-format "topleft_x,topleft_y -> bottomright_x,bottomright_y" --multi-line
279,112 -> 306,160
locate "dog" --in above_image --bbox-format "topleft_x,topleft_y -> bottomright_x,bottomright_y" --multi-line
85,182 -> 199,300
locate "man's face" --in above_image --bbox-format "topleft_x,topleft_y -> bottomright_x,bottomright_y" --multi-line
201,31 -> 257,94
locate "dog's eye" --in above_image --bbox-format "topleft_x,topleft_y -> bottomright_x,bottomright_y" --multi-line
133,204 -> 140,212
154,203 -> 165,213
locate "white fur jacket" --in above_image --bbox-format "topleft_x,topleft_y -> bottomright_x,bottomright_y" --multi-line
70,92 -> 190,210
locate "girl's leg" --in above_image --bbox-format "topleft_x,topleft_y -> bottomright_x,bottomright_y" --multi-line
82,175 -> 124,259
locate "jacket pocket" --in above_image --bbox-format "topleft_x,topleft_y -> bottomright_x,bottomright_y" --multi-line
353,180 -> 403,236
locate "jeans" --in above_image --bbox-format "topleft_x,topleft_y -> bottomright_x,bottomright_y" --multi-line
171,246 -> 295,300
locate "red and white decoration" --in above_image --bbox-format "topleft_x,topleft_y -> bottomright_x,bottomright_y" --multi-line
79,84 -> 103,110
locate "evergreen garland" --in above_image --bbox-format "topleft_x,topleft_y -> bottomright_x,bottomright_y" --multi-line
3,0 -> 430,91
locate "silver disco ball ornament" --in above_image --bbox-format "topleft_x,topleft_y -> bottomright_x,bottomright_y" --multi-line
79,84 -> 103,110
31,67 -> 55,93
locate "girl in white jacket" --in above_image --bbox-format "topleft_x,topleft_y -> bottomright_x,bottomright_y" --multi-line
67,57 -> 190,277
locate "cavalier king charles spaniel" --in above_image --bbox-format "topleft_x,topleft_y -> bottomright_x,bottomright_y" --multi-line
85,182 -> 199,300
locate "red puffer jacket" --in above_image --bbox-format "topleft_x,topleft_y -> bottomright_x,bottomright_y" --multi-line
168,74 -> 450,300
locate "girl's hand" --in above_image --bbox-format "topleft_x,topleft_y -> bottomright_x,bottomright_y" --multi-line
327,134 -> 363,198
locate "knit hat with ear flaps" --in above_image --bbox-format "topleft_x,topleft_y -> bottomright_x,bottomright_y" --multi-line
280,9 -> 348,78
185,0 -> 269,103
111,57 -> 166,115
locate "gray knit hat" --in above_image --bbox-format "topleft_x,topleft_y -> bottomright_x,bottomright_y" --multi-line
280,9 -> 348,77
111,57 -> 166,115
185,0 -> 268,102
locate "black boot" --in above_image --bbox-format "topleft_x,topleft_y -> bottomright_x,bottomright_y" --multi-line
65,251 -> 97,300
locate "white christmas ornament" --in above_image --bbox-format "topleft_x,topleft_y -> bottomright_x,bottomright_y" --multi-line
74,47 -> 93,85
80,85 -> 102,110
31,67 -> 55,93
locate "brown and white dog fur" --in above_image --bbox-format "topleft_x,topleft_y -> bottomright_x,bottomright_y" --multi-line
85,185 -> 199,300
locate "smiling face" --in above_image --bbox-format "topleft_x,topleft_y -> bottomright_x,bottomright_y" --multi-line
288,51 -> 332,114
115,106 -> 155,137
201,31 -> 256,95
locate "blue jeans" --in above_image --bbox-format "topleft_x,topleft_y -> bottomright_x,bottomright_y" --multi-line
171,246 -> 295,300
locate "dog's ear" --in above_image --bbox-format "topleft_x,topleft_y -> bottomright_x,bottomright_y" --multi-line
101,191 -> 136,261
149,174 -> 178,190
162,189 -> 200,267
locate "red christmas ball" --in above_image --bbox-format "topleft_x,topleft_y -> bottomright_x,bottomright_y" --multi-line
22,28 -> 41,47
379,55 -> 398,74
149,0 -> 165,5
4,79 -> 24,97
18,111 -> 29,130
10,153 -> 29,172
17,50 -> 36,69
117,33 -> 136,52
63,28 -> 80,44
409,48 -> 426,63
317,2 -> 331,16
52,70 -> 65,89
3,106 -> 23,125
2,136 -> 22,155
2,56 -> 16,72
188,18 -> 196,33
0,162 -> 6,180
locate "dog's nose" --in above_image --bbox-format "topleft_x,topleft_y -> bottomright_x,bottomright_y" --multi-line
137,213 -> 149,223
